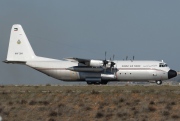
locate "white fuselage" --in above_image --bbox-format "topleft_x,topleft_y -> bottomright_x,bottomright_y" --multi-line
5,24 -> 177,85
26,59 -> 170,82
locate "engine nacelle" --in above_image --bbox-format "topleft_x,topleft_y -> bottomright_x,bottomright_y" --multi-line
101,74 -> 116,80
90,60 -> 103,67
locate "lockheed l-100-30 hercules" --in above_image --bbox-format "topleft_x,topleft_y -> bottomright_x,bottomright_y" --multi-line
4,25 -> 177,85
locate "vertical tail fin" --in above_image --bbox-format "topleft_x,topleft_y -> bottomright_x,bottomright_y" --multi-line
6,24 -> 36,62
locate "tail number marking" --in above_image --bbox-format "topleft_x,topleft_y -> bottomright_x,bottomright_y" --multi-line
15,52 -> 23,55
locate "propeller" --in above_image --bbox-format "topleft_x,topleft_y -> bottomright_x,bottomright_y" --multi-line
103,51 -> 108,67
102,52 -> 116,73
108,55 -> 116,73
110,55 -> 115,68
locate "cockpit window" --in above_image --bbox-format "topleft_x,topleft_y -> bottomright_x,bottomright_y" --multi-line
159,63 -> 168,67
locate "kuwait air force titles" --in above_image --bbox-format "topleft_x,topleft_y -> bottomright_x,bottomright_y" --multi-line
4,25 -> 177,85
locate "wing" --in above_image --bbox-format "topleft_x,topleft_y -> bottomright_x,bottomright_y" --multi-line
65,57 -> 110,68
65,57 -> 105,72
65,57 -> 90,65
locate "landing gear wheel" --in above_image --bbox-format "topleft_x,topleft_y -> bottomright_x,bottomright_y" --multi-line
94,82 -> 101,85
87,82 -> 93,85
156,80 -> 162,85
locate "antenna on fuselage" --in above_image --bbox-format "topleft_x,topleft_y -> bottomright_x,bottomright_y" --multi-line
131,56 -> 135,62
126,56 -> 128,60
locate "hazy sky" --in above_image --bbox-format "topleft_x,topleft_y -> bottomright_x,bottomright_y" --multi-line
1,1 -> 180,85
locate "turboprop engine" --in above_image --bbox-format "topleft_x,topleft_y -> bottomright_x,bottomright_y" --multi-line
89,59 -> 116,69
89,60 -> 104,67
86,52 -> 116,68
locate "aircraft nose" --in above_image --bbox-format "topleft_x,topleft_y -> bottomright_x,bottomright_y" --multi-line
168,69 -> 177,79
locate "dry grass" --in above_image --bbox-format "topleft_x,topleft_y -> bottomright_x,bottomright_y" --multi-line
0,85 -> 180,121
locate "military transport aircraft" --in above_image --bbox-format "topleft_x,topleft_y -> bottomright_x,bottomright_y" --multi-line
4,24 -> 177,85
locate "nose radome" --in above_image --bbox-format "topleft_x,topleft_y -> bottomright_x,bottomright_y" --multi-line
168,69 -> 177,79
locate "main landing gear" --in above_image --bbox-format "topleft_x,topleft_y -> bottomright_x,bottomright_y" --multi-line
156,80 -> 162,85
87,81 -> 108,85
